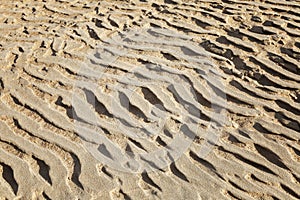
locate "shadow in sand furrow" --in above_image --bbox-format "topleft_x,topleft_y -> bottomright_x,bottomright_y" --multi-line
288,145 -> 300,157
1,0 -> 300,198
266,0 -> 300,9
12,118 -> 52,144
275,100 -> 300,116
222,8 -> 235,15
189,151 -> 225,181
201,40 -> 253,72
0,162 -> 18,195
287,22 -> 300,30
55,96 -> 90,126
83,89 -> 113,118
226,94 -> 255,108
125,144 -> 135,157
227,134 -> 245,146
254,144 -> 289,170
87,25 -> 100,40
0,78 -> 4,92
23,104 -> 66,131
107,17 -> 119,28
0,138 -> 26,155
161,52 -> 179,61
70,153 -> 84,190
257,75 -> 291,90
268,52 -> 299,74
98,144 -> 113,160
165,22 -> 194,34
280,47 -> 300,61
250,174 -> 268,184
292,173 -> 300,184
221,0 -> 234,4
249,25 -> 275,35
274,112 -> 300,132
10,94 -> 67,132
92,18 -> 107,29
287,10 -> 300,18
238,30 -> 265,45
226,29 -> 244,40
140,156 -> 164,172
226,190 -> 241,199
253,120 -> 296,141
166,85 -> 201,118
228,180 -> 245,192
62,66 -> 78,76
42,191 -> 51,200
189,151 -> 216,170
170,163 -> 189,182
163,129 -> 173,139
280,183 -> 300,199
23,69 -> 44,81
192,17 -> 211,29
218,146 -> 277,176
217,35 -> 256,53
182,74 -> 212,109
199,11 -> 226,23
128,138 -> 147,152
263,20 -> 284,31
224,54 -> 252,72
249,57 -> 299,84
295,42 -> 300,49
265,22 -> 300,38
238,130 -> 251,139
50,40 -> 57,56
155,136 -> 167,147
229,80 -> 271,101
32,156 -> 52,185
141,87 -> 164,108
118,91 -> 149,122
194,88 -> 212,109
141,172 -> 162,191
255,85 -> 277,93
119,189 -> 132,200
200,40 -> 226,56
42,4 -> 70,16
100,166 -> 113,179
164,0 -> 178,5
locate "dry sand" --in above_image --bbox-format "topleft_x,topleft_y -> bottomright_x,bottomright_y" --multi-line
0,0 -> 300,199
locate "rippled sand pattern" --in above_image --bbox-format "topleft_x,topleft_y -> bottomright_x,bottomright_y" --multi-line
0,0 -> 300,199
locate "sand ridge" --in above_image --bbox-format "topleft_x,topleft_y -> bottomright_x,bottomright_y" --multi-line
0,0 -> 300,199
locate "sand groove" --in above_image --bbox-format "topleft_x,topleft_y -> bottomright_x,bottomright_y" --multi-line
0,0 -> 300,199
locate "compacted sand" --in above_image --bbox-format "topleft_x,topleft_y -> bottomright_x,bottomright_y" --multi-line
0,0 -> 300,199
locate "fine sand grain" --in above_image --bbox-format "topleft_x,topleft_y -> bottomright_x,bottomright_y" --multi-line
0,0 -> 300,199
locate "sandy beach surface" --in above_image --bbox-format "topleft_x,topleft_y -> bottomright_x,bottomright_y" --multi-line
0,0 -> 300,199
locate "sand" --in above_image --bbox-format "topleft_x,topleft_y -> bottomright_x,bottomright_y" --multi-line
0,0 -> 300,199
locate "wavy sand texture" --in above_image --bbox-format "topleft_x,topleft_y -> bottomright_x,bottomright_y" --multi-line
0,0 -> 300,199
